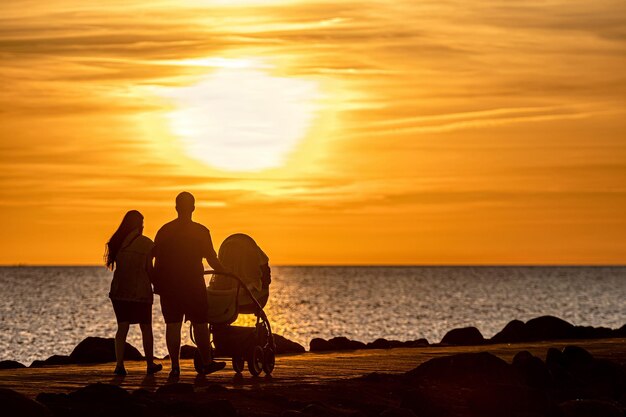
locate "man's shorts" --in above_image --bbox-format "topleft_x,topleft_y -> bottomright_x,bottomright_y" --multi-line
160,291 -> 209,324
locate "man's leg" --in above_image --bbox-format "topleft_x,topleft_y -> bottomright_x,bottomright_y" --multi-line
166,322 -> 182,370
139,323 -> 154,365
192,322 -> 212,365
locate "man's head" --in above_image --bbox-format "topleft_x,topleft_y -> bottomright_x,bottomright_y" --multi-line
175,191 -> 195,217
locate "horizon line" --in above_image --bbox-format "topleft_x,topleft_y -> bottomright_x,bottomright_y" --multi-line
1,263 -> 625,268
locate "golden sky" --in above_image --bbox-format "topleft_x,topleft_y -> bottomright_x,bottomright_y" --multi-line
1,0 -> 625,265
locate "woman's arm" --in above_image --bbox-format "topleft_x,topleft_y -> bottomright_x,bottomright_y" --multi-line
146,247 -> 156,284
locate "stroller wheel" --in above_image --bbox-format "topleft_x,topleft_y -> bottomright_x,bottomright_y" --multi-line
248,345 -> 264,376
232,356 -> 245,373
262,347 -> 275,375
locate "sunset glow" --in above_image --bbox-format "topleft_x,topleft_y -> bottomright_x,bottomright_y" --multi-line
158,60 -> 320,171
0,0 -> 624,265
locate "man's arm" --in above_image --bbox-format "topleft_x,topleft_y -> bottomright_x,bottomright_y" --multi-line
204,229 -> 226,272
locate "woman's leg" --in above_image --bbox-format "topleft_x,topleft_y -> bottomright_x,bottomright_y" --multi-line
139,322 -> 154,365
115,322 -> 130,368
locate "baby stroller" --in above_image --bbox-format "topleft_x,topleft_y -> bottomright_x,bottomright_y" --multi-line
191,233 -> 275,376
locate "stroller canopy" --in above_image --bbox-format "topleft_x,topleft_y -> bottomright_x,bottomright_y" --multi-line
218,233 -> 269,292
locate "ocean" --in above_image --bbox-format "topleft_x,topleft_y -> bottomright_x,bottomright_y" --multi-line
0,266 -> 624,365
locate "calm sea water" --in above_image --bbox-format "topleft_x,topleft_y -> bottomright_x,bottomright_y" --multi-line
0,266 -> 624,365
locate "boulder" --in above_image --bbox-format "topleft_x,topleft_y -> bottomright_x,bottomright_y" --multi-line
69,337 -> 142,364
68,383 -> 130,403
573,325 -> 614,339
35,392 -> 71,414
194,399 -> 237,417
367,338 -> 391,349
546,347 -> 566,371
328,336 -> 366,350
525,316 -> 576,341
403,339 -> 429,348
491,319 -> 528,343
30,355 -> 72,368
440,326 -> 484,346
0,360 -> 26,369
562,345 -> 594,369
309,338 -> 334,352
310,337 -> 367,351
155,383 -> 194,396
379,407 -> 418,417
281,411 -> 306,417
274,334 -> 305,354
0,388 -> 51,417
400,387 -> 448,417
512,350 -> 551,390
405,352 -> 519,386
558,399 -> 623,417
404,353 -> 553,417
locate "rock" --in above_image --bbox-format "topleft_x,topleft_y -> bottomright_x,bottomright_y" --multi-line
281,411 -> 306,417
361,372 -> 393,383
310,338 -> 334,352
301,402 -> 336,416
180,344 -> 197,359
156,383 -> 194,396
69,336 -> 142,364
562,345 -> 594,369
310,337 -> 367,351
400,388 -> 443,417
491,319 -> 528,343
202,399 -> 237,417
573,325 -> 615,339
379,407 -> 418,417
35,393 -> 71,415
274,334 -> 306,354
467,383 -> 552,417
69,383 -> 130,403
512,350 -> 551,390
203,384 -> 228,393
328,336 -> 366,350
546,347 -> 565,371
525,316 -> 575,342
403,338 -> 429,348
29,360 -> 46,368
559,399 -> 623,417
0,360 -> 26,369
406,352 -> 519,386
0,388 -> 51,417
491,317 -> 621,344
440,326 -> 484,346
368,338 -> 391,349
45,355 -> 72,365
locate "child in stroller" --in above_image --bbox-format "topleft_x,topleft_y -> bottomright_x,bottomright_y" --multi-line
191,233 -> 275,376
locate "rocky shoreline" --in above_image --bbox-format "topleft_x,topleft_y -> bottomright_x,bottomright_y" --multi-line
1,316 -> 625,417
309,315 -> 626,352
2,315 -> 624,370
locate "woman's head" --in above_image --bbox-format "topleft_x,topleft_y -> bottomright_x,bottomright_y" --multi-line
104,210 -> 144,270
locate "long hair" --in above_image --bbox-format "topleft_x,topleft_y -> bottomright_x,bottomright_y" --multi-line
104,210 -> 143,270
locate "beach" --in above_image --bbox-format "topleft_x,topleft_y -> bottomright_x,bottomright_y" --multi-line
2,317 -> 625,417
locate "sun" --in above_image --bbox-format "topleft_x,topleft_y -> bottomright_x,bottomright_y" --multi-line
159,59 -> 320,172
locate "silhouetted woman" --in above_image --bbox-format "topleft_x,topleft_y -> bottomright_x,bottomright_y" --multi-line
105,210 -> 162,375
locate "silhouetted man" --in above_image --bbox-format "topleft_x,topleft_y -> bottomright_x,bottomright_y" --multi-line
154,191 -> 226,376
